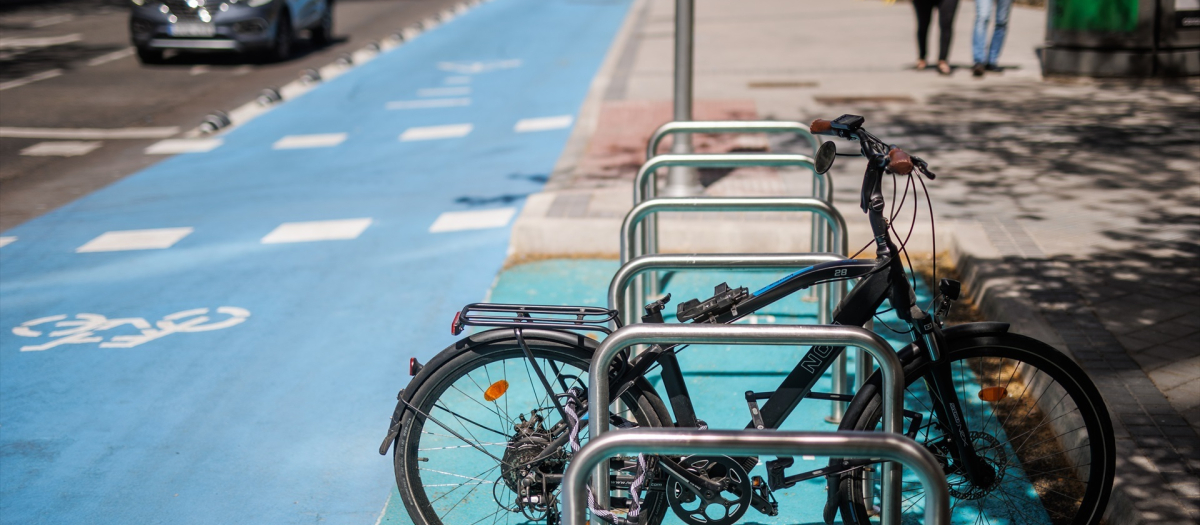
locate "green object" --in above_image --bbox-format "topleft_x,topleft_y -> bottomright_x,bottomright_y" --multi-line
1053,0 -> 1139,32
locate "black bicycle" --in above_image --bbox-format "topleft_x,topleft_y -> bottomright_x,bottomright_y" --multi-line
380,115 -> 1115,525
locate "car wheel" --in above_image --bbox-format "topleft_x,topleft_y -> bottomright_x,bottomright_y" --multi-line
311,0 -> 333,47
269,11 -> 293,62
136,46 -> 164,64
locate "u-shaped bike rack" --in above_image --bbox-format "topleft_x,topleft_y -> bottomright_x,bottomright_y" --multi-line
586,323 -> 905,524
562,429 -> 949,525
645,121 -> 820,161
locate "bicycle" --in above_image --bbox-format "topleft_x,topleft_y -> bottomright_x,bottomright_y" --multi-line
379,114 -> 1115,525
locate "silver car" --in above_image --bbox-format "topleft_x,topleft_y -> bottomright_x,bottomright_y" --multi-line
129,0 -> 332,63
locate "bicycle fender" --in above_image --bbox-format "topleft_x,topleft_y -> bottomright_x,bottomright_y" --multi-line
820,321 -> 1010,523
378,328 -> 598,455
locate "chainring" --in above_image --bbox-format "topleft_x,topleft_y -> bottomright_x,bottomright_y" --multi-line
666,455 -> 752,525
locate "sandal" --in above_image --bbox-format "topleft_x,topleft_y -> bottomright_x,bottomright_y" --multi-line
937,61 -> 951,75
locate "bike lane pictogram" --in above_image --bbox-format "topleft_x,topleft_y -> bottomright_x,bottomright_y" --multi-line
0,0 -> 634,523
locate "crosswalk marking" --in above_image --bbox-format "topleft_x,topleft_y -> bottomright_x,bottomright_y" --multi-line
0,236 -> 16,248
20,141 -> 102,157
386,98 -> 471,110
272,133 -> 347,150
514,115 -> 573,132
76,227 -> 194,253
400,124 -> 473,141
145,138 -> 223,155
429,208 -> 516,233
261,218 -> 373,244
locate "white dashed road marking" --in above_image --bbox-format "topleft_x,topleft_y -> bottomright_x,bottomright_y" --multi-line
31,14 -> 74,28
400,124 -> 473,141
437,59 -> 522,74
0,69 -> 62,91
386,98 -> 471,110
20,141 -> 102,157
443,76 -> 471,85
417,87 -> 470,97
145,139 -> 223,155
429,208 -> 516,233
86,47 -> 135,66
272,133 -> 347,150
0,34 -> 81,49
0,126 -> 179,139
514,115 -> 574,132
77,227 -> 194,253
261,218 -> 373,244
0,237 -> 16,248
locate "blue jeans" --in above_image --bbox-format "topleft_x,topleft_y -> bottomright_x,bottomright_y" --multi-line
972,0 -> 1013,65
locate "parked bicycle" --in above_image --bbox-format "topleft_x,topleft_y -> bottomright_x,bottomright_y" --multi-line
379,115 -> 1115,525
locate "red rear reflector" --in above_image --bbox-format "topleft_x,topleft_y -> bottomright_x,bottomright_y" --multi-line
451,312 -> 462,335
409,357 -> 420,376
978,386 -> 1008,402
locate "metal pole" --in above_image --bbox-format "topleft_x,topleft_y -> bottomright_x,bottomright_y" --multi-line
859,317 -> 876,511
586,323 -> 904,522
607,253 -> 844,326
563,429 -> 949,525
665,0 -> 701,197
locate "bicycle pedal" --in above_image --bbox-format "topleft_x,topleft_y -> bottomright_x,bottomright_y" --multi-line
750,476 -> 779,516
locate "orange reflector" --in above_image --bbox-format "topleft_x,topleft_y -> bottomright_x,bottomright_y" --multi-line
979,387 -> 1008,402
484,380 -> 509,402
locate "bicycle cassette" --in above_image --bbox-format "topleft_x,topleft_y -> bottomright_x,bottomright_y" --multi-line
665,455 -> 752,525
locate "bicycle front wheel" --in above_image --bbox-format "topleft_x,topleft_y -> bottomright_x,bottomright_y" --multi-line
394,334 -> 673,525
838,331 -> 1115,525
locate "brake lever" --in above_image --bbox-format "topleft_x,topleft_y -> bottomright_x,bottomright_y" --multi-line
911,156 -> 937,179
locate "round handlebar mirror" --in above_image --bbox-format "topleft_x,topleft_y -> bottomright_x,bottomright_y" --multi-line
815,141 -> 837,174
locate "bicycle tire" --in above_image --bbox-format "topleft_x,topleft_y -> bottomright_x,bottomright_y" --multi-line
837,331 -> 1115,525
394,335 -> 673,525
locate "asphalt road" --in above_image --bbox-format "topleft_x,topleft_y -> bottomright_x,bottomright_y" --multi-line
0,0 -> 461,231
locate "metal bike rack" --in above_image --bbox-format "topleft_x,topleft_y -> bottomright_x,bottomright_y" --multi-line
632,153 -> 832,286
620,196 -> 853,422
645,121 -> 820,161
586,323 -> 905,525
607,252 -> 844,327
562,429 -> 949,525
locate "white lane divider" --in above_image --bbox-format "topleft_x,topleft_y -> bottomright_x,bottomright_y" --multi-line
0,69 -> 62,91
429,208 -> 516,233
400,124 -> 472,141
437,59 -> 521,74
272,133 -> 347,150
514,115 -> 574,133
77,227 -> 194,253
145,138 -> 222,154
0,33 -> 81,49
417,86 -> 470,97
0,236 -> 16,248
386,98 -> 470,110
12,307 -> 250,351
261,218 -> 372,244
0,126 -> 179,139
30,14 -> 74,28
20,141 -> 102,157
443,76 -> 471,85
86,47 -> 135,66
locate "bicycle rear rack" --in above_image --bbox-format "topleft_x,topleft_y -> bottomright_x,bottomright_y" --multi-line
452,303 -> 619,335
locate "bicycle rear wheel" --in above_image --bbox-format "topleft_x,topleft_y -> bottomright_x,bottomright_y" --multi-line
394,334 -> 672,525
838,332 -> 1115,525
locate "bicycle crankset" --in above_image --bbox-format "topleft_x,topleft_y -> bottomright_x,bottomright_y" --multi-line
665,455 -> 752,525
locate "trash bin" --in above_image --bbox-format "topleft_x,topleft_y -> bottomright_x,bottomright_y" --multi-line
1042,0 -> 1200,76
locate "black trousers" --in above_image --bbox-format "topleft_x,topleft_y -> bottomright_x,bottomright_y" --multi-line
913,0 -> 959,62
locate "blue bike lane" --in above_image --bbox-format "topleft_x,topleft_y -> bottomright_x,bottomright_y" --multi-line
0,1 -> 631,523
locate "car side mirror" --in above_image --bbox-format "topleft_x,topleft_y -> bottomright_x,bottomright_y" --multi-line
815,141 -> 837,174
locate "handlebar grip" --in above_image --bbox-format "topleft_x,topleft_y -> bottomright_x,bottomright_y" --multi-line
810,119 -> 834,135
887,147 -> 914,175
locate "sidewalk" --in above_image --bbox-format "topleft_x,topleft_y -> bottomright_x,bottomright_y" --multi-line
511,0 -> 1200,523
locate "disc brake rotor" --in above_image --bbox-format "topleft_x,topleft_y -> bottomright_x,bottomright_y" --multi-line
666,455 -> 752,525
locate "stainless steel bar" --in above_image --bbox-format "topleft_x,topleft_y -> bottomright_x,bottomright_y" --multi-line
644,121 -> 820,160
563,429 -> 948,525
607,253 -> 844,326
622,196 -> 847,332
586,324 -> 903,521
